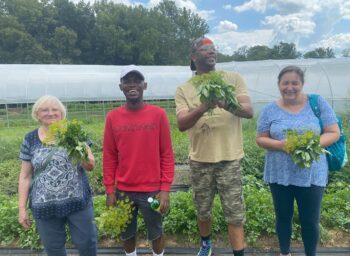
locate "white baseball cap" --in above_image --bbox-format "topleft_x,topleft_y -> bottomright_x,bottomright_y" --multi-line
120,65 -> 145,81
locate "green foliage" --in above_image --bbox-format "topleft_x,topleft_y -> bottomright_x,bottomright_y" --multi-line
284,129 -> 326,169
163,191 -> 197,238
167,113 -> 189,163
0,195 -> 20,244
18,220 -> 41,249
192,71 -> 240,115
43,119 -> 89,164
243,175 -> 275,242
86,152 -> 104,195
322,182 -> 350,232
0,136 -> 23,162
241,132 -> 265,179
0,159 -> 20,196
304,47 -> 335,59
95,195 -> 134,240
0,0 -> 208,65
0,110 -> 349,248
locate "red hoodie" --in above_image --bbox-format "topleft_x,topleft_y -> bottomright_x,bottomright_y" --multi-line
103,104 -> 174,194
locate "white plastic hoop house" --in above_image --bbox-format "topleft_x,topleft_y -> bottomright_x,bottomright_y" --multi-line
0,58 -> 349,112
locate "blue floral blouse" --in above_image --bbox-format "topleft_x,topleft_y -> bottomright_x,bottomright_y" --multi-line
256,95 -> 337,187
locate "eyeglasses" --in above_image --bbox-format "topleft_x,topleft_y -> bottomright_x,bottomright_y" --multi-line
38,108 -> 60,114
198,45 -> 217,53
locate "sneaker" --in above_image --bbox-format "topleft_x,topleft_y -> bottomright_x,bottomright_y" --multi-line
197,239 -> 212,256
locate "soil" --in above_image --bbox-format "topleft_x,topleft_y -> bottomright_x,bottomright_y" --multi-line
98,230 -> 350,249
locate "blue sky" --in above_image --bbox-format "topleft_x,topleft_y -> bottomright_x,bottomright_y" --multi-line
72,0 -> 350,56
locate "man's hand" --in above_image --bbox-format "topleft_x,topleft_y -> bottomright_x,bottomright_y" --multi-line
156,191 -> 170,214
106,193 -> 117,207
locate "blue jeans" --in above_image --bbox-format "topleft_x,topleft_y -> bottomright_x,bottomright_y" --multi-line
35,202 -> 97,256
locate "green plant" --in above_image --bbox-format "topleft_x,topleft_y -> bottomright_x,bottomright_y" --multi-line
43,119 -> 89,164
284,129 -> 326,169
163,191 -> 198,240
322,183 -> 350,232
0,195 -> 20,244
192,71 -> 240,114
18,219 -> 42,249
94,194 -> 134,240
243,175 -> 275,243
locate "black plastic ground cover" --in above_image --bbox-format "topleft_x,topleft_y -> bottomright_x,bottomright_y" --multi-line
0,247 -> 349,255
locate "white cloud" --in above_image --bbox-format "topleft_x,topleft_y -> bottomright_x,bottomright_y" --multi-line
223,4 -> 232,10
340,0 -> 350,19
216,20 -> 238,33
208,30 -> 273,55
234,0 -> 321,14
311,33 -> 350,49
234,0 -> 267,13
197,10 -> 216,21
263,13 -> 316,37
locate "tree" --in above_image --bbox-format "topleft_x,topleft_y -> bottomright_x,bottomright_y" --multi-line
93,2 -> 139,64
303,47 -> 335,58
232,46 -> 248,61
53,0 -> 95,63
49,26 -> 80,63
342,48 -> 350,57
270,42 -> 301,59
0,27 -> 52,63
151,0 -> 209,65
246,45 -> 271,61
217,52 -> 235,63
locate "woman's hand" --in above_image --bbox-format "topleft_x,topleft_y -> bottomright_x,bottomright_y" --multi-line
80,146 -> 95,171
18,207 -> 31,229
256,133 -> 286,151
18,160 -> 32,229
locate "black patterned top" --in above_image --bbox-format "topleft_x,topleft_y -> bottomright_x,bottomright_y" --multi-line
19,129 -> 92,219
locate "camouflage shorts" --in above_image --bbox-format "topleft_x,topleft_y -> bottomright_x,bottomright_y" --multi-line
189,160 -> 245,225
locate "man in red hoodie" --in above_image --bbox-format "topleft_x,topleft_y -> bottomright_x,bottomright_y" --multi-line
103,65 -> 175,256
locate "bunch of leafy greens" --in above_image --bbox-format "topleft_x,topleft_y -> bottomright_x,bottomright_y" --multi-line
43,119 -> 89,164
191,71 -> 241,115
284,129 -> 327,169
95,196 -> 134,240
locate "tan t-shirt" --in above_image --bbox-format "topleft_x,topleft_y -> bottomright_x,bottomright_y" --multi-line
175,71 -> 249,163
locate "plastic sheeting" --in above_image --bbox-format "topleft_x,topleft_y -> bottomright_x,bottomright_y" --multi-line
1,58 -> 349,112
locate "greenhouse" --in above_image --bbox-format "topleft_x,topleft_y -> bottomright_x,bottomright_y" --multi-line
0,58 -> 349,126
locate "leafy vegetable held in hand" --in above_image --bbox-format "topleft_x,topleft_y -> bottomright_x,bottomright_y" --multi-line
43,119 -> 89,164
191,71 -> 241,115
284,129 -> 328,169
95,196 -> 134,240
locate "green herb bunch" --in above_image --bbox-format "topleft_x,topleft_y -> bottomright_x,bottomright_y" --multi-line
95,197 -> 134,240
43,119 -> 89,164
191,71 -> 241,115
284,129 -> 327,169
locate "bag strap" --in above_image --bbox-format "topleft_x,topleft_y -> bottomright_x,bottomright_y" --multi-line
308,94 -> 323,131
308,94 -> 320,117
30,149 -> 56,189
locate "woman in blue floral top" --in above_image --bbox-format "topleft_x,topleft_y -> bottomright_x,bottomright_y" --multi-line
18,95 -> 97,256
256,66 -> 340,256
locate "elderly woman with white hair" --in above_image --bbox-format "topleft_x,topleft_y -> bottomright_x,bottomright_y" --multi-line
18,95 -> 97,256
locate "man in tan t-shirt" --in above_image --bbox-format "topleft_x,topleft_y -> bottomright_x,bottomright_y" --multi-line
175,37 -> 253,256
